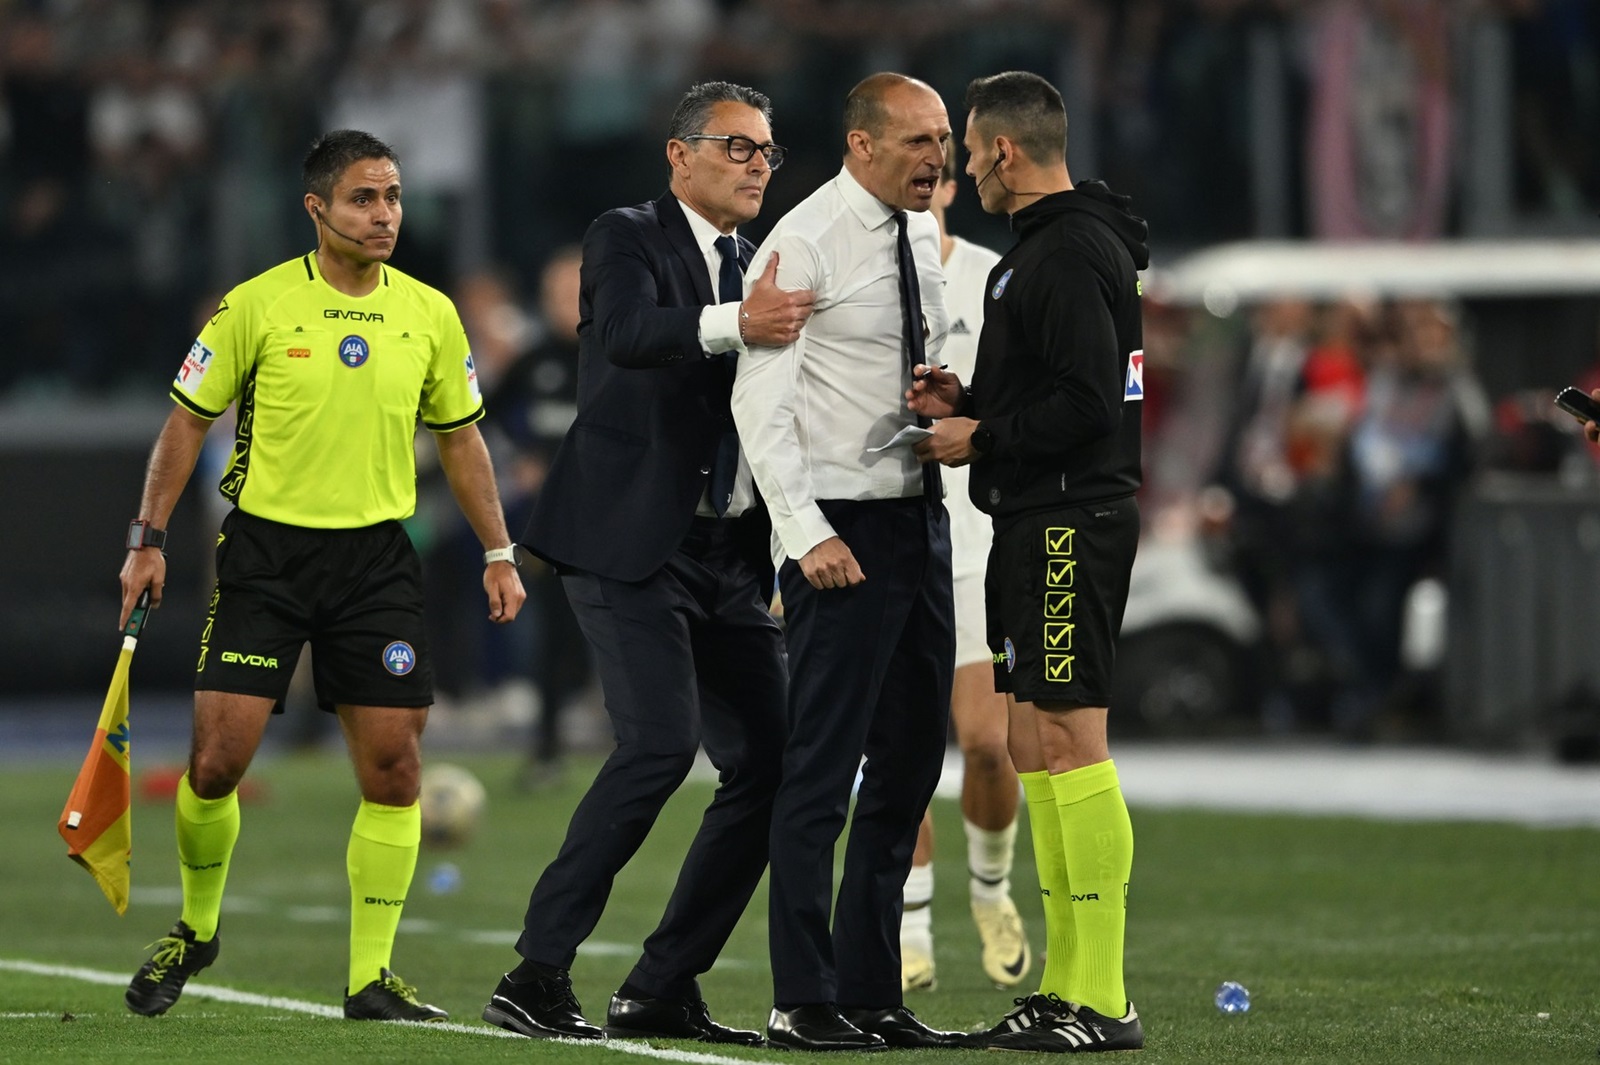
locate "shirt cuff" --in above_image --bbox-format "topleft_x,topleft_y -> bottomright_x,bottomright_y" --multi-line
773,504 -> 838,564
699,301 -> 745,355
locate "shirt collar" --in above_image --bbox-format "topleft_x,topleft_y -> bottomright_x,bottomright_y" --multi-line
676,195 -> 736,256
835,166 -> 897,232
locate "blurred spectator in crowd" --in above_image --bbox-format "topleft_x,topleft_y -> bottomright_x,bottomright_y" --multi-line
1333,298 -> 1488,737
328,0 -> 493,284
420,264 -> 538,729
484,246 -> 594,788
1217,298 -> 1316,721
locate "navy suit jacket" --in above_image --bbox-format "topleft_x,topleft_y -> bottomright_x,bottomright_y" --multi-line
524,192 -> 761,582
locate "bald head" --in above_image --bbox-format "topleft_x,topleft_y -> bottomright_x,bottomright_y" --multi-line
844,72 -> 936,143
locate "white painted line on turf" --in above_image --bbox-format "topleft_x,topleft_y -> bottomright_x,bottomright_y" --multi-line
0,959 -> 757,1065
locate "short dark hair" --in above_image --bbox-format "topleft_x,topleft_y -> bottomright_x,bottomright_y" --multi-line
667,81 -> 773,142
303,130 -> 400,202
842,72 -> 915,141
964,71 -> 1067,164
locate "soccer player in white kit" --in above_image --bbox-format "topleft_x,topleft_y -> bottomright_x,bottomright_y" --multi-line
899,155 -> 1030,992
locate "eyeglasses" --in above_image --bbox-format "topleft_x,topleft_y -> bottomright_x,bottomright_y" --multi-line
682,134 -> 787,170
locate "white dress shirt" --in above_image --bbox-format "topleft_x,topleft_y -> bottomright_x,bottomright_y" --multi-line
941,233 -> 1002,580
680,199 -> 758,518
731,166 -> 948,564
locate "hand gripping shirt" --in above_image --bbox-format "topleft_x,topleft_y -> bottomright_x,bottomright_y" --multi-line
172,253 -> 484,528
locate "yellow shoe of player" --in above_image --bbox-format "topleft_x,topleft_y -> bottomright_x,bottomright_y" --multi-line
971,895 -> 1031,988
901,943 -> 936,992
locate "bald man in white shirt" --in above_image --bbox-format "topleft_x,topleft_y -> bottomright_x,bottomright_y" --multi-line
732,72 -> 963,1052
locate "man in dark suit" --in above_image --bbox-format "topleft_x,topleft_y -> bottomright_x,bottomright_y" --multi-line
481,81 -> 814,1045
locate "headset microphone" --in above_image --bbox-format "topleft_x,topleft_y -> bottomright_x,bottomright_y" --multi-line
976,153 -> 1004,192
314,205 -> 367,246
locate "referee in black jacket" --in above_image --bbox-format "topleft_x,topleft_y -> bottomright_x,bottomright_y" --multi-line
909,70 -> 1149,1054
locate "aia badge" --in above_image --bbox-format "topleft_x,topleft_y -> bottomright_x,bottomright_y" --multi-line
991,268 -> 1014,300
1124,349 -> 1145,402
382,641 -> 416,676
339,334 -> 370,368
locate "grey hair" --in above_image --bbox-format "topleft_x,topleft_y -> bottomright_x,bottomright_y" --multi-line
667,81 -> 773,142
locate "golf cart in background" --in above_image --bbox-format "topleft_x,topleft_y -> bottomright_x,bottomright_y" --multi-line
1115,238 -> 1600,745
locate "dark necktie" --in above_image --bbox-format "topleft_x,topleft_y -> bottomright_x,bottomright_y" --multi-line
709,235 -> 743,516
894,211 -> 942,502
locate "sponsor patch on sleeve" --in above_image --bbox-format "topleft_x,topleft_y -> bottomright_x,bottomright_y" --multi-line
1124,349 -> 1144,402
175,339 -> 215,393
465,352 -> 481,401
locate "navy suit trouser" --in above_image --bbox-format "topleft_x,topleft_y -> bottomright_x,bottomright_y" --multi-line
767,497 -> 954,1007
516,516 -> 787,999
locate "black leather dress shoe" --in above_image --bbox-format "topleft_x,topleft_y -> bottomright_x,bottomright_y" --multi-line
606,992 -> 764,1045
482,971 -> 604,1040
767,1004 -> 887,1052
839,1005 -> 966,1048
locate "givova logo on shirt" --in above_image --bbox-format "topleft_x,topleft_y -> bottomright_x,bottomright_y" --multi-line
176,339 -> 214,390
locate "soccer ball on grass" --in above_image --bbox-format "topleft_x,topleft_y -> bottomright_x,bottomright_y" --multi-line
419,763 -> 486,848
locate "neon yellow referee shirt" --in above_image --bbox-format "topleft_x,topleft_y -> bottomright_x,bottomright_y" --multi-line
171,253 -> 484,529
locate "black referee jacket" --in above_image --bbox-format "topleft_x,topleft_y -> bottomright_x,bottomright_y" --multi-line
966,180 -> 1150,519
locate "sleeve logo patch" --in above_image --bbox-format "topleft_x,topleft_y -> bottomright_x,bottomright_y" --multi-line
175,338 -> 215,390
1124,349 -> 1144,402
465,352 -> 481,401
991,268 -> 1014,300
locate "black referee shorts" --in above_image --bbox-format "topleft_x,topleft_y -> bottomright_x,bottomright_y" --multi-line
985,496 -> 1139,708
194,509 -> 434,712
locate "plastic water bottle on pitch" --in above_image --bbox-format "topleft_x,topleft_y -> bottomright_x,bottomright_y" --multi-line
1214,981 -> 1250,1014
428,861 -> 462,894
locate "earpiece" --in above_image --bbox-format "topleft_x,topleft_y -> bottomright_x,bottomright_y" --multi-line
997,150 -> 1007,163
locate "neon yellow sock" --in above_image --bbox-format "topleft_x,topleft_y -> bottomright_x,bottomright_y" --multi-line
1020,770 -> 1075,998
346,799 -> 420,992
175,773 -> 239,942
1051,760 -> 1132,1017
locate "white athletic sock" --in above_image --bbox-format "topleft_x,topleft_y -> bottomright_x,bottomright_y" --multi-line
901,863 -> 934,951
965,817 -> 1017,903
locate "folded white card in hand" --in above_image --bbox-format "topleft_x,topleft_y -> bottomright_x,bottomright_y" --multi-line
867,425 -> 935,453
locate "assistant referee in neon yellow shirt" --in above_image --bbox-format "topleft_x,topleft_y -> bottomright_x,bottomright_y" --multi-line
116,129 -> 526,1023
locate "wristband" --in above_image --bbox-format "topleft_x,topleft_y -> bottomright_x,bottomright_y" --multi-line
126,519 -> 167,551
484,544 -> 522,567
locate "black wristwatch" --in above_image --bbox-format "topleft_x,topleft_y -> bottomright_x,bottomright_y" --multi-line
970,423 -> 996,456
127,519 -> 167,551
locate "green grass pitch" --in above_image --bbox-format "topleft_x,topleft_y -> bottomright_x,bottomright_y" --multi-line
3,748 -> 1598,1064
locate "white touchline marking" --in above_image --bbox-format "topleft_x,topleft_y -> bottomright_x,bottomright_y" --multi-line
0,959 -> 757,1065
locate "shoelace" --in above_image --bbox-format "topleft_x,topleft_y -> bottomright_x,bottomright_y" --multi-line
380,973 -> 424,1004
140,936 -> 189,980
548,972 -> 581,1010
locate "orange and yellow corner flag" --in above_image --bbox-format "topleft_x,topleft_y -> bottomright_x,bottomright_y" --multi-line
58,592 -> 150,915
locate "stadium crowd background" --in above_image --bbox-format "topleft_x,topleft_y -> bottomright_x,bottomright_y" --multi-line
5,0 -> 1600,754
